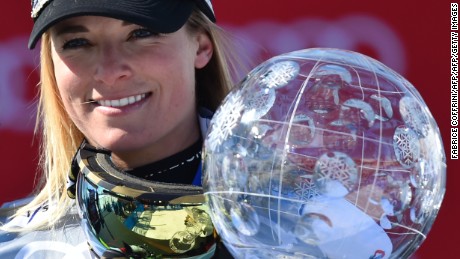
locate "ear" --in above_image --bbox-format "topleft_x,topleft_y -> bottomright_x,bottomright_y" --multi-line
194,32 -> 213,69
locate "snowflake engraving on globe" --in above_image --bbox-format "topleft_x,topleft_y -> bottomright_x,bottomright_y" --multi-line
202,48 -> 446,259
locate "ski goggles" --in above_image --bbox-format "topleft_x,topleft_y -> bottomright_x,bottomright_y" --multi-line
69,141 -> 216,258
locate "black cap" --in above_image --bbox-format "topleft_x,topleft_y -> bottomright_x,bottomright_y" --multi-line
29,0 -> 216,49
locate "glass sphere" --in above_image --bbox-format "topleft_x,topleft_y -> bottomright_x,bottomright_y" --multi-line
202,48 -> 446,259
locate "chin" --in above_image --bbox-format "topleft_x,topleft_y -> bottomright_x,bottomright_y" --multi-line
87,136 -> 133,151
103,141 -> 142,152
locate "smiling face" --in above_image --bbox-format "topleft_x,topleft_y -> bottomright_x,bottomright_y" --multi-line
49,16 -> 213,168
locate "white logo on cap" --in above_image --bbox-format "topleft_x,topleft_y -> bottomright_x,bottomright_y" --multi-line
31,0 -> 51,18
204,0 -> 214,14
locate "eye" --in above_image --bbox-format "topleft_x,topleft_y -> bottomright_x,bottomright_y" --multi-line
62,38 -> 90,50
130,28 -> 161,40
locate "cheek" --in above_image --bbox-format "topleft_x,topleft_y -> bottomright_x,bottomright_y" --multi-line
52,52 -> 85,103
52,51 -> 71,94
51,58 -> 90,133
169,64 -> 196,107
142,48 -> 197,100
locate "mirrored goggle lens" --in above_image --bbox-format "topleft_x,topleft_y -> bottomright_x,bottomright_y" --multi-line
76,173 -> 216,258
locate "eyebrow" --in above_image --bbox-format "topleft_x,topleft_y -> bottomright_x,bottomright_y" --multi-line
53,25 -> 88,36
53,20 -> 134,36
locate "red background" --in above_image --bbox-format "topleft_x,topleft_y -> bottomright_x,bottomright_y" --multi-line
0,1 -> 457,258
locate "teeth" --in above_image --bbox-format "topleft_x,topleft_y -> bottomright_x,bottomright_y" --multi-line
97,94 -> 146,107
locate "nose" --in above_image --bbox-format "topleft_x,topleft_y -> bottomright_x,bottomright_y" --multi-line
94,45 -> 133,86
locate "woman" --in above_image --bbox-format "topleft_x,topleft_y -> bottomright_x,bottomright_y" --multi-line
0,0 -> 242,258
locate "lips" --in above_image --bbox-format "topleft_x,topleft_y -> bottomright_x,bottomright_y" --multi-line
95,93 -> 148,108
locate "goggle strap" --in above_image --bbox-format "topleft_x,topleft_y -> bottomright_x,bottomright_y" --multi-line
68,139 -> 98,199
69,140 -> 205,203
67,141 -> 85,199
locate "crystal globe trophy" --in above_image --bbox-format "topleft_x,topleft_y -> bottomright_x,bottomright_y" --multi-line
202,48 -> 446,258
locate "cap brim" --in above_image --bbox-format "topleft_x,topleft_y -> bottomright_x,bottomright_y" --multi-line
29,0 -> 194,49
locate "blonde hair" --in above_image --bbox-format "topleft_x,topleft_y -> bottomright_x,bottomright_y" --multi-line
1,9 -> 244,231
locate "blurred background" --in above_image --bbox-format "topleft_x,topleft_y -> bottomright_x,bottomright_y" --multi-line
0,1 -> 456,258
